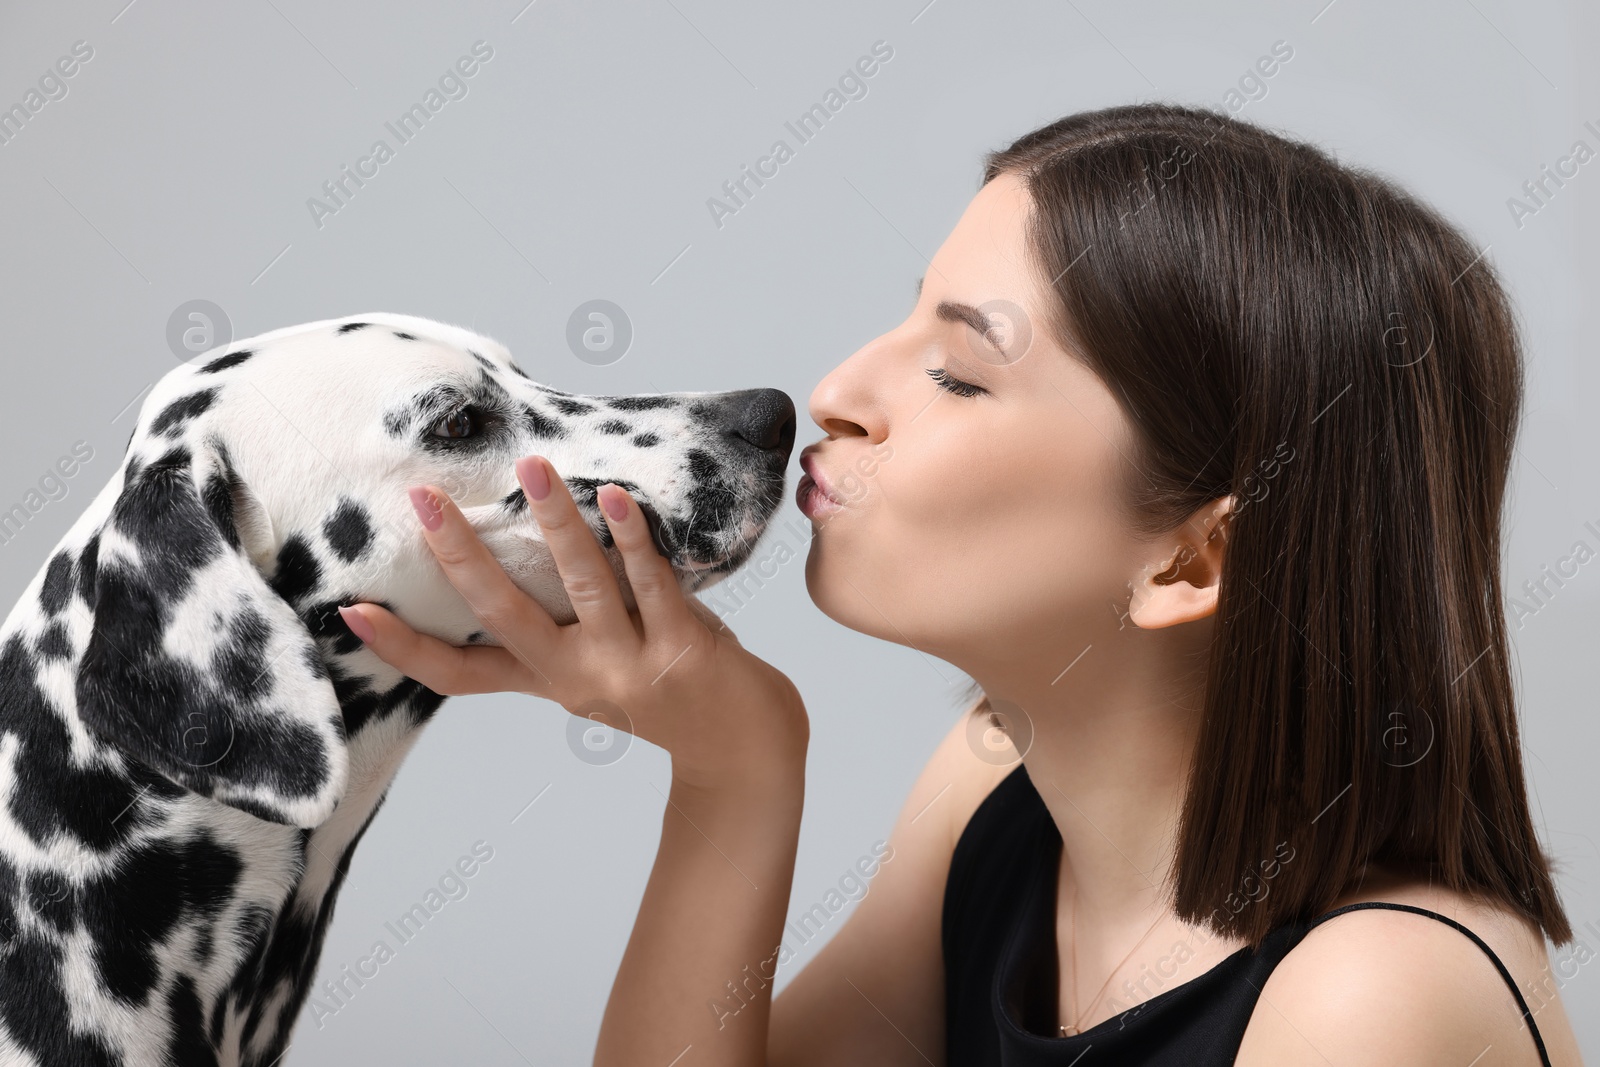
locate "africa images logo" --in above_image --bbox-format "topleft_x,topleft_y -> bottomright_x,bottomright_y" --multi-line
705,40 -> 895,230
306,41 -> 495,229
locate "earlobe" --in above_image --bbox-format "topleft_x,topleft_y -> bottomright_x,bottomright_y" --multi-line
1128,575 -> 1221,628
1125,494 -> 1233,630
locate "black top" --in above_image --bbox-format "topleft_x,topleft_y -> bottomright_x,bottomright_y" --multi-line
943,761 -> 1553,1066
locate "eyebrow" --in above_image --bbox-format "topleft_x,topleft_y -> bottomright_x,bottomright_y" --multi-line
918,276 -> 1006,354
921,275 -> 1004,358
936,300 -> 1004,353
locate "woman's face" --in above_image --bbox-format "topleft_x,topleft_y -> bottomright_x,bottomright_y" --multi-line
801,172 -> 1158,669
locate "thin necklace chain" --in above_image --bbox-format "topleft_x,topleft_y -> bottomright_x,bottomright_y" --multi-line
1058,876 -> 1170,1037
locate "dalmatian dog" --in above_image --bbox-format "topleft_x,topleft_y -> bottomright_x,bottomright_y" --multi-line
0,312 -> 796,1067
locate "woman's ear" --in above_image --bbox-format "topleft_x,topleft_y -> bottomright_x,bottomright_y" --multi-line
1126,494 -> 1234,629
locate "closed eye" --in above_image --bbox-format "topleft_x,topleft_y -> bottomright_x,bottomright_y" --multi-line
926,367 -> 987,398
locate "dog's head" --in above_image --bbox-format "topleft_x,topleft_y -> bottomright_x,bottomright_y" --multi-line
58,313 -> 793,826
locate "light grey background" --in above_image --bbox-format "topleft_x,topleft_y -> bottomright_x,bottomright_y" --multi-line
1,0 -> 1596,1062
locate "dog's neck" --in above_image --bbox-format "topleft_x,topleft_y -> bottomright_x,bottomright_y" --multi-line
320,642 -> 447,740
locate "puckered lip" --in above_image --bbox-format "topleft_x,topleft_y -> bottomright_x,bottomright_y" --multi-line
798,445 -> 846,506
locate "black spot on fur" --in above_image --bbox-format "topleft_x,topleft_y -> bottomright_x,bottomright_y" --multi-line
80,835 -> 242,1006
0,934 -> 119,1065
686,448 -> 721,484
303,641 -> 330,681
192,923 -> 217,968
268,535 -> 321,605
399,678 -> 445,727
322,499 -> 375,563
608,395 -> 676,411
91,455 -> 218,602
0,636 -> 158,852
27,870 -> 75,933
337,322 -> 371,333
465,630 -> 487,643
77,532 -> 100,608
317,649 -> 440,736
39,550 -> 74,615
152,388 -> 221,437
499,487 -> 527,515
676,450 -> 736,559
166,975 -> 217,1066
212,607 -> 275,704
383,408 -> 409,437
199,349 -> 254,374
598,419 -> 632,435
509,362 -> 531,379
475,369 -> 513,406
328,662 -> 381,734
34,620 -> 71,660
518,403 -> 567,440
470,351 -> 497,372
631,432 -> 661,448
218,904 -> 275,1025
552,397 -> 597,417
0,858 -> 17,945
393,331 -> 417,341
302,597 -> 392,658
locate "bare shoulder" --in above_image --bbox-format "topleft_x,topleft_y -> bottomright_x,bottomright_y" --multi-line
1236,872 -> 1581,1065
767,700 -> 1016,1067
923,699 -> 1023,849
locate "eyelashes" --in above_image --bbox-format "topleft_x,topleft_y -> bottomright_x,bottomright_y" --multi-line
926,366 -> 987,398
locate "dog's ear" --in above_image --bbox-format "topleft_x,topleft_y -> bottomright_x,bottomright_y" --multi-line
74,438 -> 348,828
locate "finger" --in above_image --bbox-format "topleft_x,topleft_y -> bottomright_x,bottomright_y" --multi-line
595,482 -> 695,638
407,484 -> 560,669
338,603 -> 551,697
515,456 -> 636,648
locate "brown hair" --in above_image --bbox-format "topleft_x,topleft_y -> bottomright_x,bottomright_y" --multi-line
967,102 -> 1571,948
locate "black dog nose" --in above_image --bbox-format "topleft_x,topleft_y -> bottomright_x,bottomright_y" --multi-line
716,388 -> 796,458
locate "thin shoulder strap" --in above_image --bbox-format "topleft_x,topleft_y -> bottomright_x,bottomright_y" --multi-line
1302,901 -> 1552,1067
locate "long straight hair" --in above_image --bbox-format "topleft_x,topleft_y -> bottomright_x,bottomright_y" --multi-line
971,103 -> 1571,948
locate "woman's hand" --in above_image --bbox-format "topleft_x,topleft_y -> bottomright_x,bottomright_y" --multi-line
338,454 -> 808,796
343,453 -> 808,1064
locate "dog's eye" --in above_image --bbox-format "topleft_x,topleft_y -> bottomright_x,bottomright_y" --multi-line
430,407 -> 481,439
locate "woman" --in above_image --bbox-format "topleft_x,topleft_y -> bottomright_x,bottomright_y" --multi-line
337,103 -> 1582,1064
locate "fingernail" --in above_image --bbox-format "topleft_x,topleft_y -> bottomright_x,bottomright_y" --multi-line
409,486 -> 444,530
517,456 -> 551,501
601,485 -> 628,522
339,605 -> 377,644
